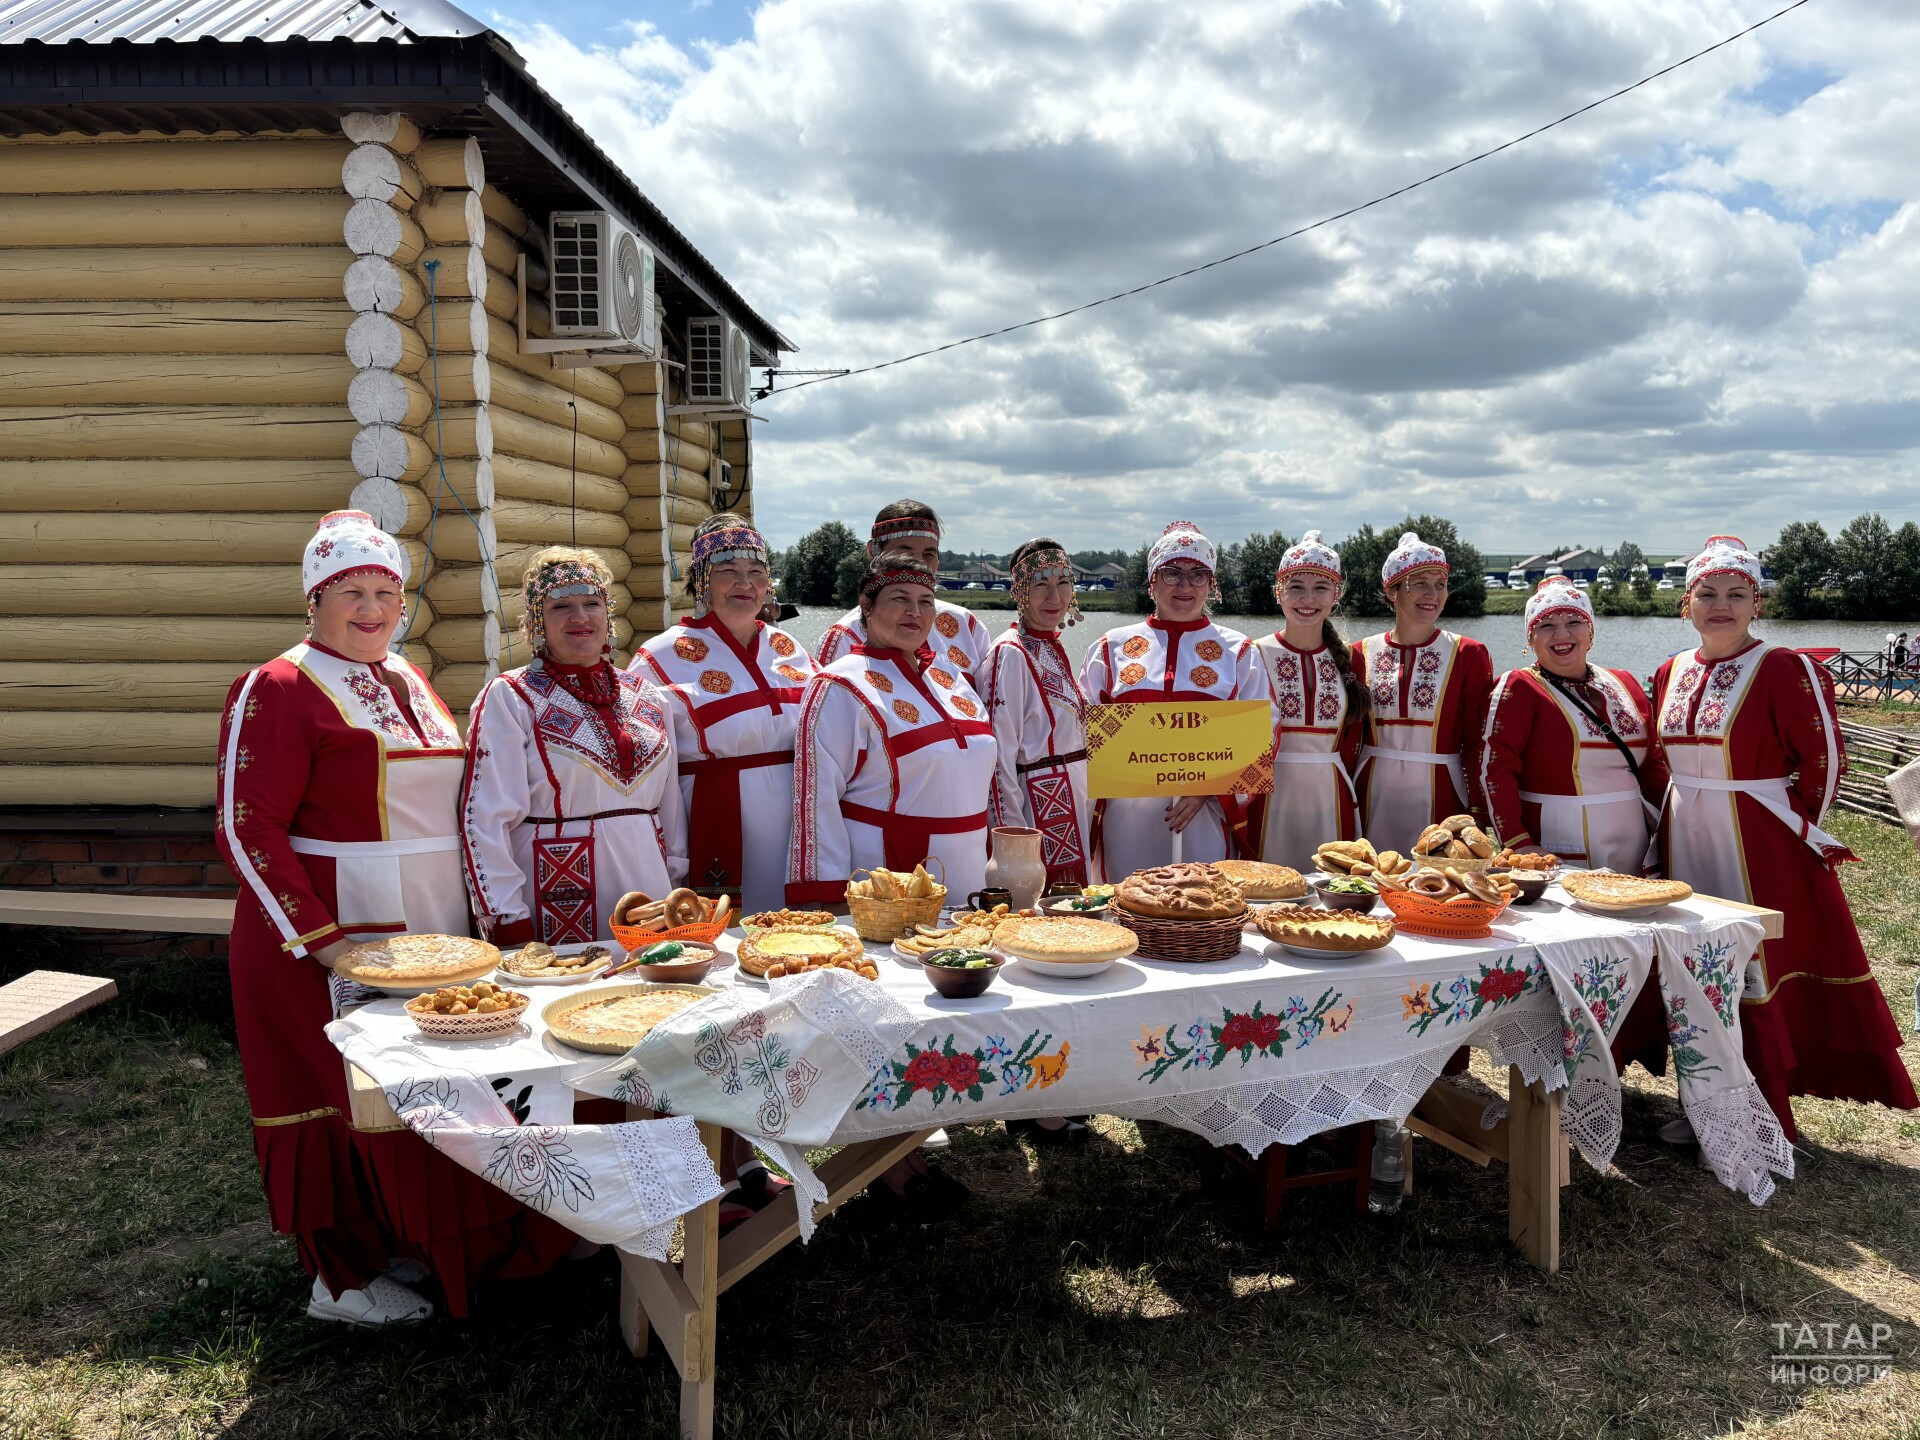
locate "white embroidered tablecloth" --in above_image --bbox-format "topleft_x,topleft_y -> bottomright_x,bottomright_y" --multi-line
325,886 -> 1793,1244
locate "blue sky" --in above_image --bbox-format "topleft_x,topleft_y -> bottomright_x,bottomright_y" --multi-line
486,1 -> 754,50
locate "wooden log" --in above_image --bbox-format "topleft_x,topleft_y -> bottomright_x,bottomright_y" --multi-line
409,457 -> 495,514
488,363 -> 625,444
0,616 -> 307,662
350,424 -> 435,485
416,188 -> 484,247
0,513 -> 426,569
0,764 -> 214,808
345,312 -> 429,374
415,137 -> 485,192
627,562 -> 694,600
484,316 -> 625,407
0,139 -> 351,194
348,367 -> 435,428
0,193 -> 354,249
620,362 -> 667,396
0,300 -> 351,356
625,492 -> 714,531
482,223 -> 547,290
0,564 -> 304,616
626,525 -> 700,563
489,406 -> 626,479
0,459 -> 354,513
417,245 -> 487,304
497,542 -> 630,584
433,405 -> 495,461
342,143 -> 424,209
492,451 -> 627,513
431,662 -> 495,714
493,497 -> 628,548
421,563 -> 503,618
626,597 -> 696,640
348,477 -> 432,537
481,265 -> 522,322
344,198 -> 427,264
625,462 -> 719,504
668,416 -> 718,450
344,256 -> 427,318
423,611 -> 501,665
410,352 -> 493,408
340,113 -> 424,154
0,661 -> 250,710
0,354 -> 355,407
422,509 -> 500,565
0,406 -> 356,460
0,711 -> 221,765
620,423 -> 715,473
0,248 -> 351,302
479,185 -> 535,241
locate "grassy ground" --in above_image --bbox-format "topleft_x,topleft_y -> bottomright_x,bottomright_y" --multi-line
4,815 -> 1917,1440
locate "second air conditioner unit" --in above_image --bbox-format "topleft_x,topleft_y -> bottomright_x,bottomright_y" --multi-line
686,315 -> 752,408
547,211 -> 657,353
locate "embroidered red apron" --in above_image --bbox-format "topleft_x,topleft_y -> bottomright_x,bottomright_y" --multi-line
1017,751 -> 1089,888
679,749 -> 789,901
839,801 -> 990,875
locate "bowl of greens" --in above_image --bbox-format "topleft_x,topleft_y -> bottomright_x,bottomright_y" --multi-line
1313,875 -> 1380,913
919,947 -> 1005,999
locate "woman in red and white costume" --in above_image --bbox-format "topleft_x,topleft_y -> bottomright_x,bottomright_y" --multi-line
985,537 -> 1092,889
1649,536 -> 1916,1141
1352,532 -> 1494,851
1249,530 -> 1367,870
460,547 -> 686,946
814,499 -> 993,684
634,514 -> 814,916
788,549 -> 998,906
1079,521 -> 1275,881
1473,578 -> 1666,871
216,511 -> 572,1326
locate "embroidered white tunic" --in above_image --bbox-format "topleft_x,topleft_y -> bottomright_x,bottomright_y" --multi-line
985,624 -> 1092,887
633,614 -> 817,917
815,598 -> 994,682
1079,616 -> 1276,881
1250,635 -> 1363,871
1351,629 -> 1494,853
787,645 -> 998,905
459,662 -> 687,943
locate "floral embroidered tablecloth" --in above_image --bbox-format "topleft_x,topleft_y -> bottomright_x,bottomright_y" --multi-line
327,887 -> 1794,1242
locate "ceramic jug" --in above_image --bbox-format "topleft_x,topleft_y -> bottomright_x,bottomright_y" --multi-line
985,827 -> 1046,910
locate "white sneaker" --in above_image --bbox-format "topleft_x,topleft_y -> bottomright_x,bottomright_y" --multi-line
919,1128 -> 950,1150
1659,1116 -> 1697,1146
383,1258 -> 430,1286
307,1274 -> 433,1326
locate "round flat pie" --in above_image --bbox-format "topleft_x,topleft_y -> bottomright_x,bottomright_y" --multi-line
1559,871 -> 1693,910
1210,860 -> 1309,900
737,926 -> 865,977
1253,905 -> 1395,952
741,909 -> 837,930
1115,863 -> 1247,920
332,933 -> 499,990
992,915 -> 1140,963
543,984 -> 714,1053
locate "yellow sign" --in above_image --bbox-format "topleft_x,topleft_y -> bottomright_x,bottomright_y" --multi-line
1084,700 -> 1274,799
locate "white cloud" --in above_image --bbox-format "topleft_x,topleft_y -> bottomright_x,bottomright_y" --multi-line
496,0 -> 1919,556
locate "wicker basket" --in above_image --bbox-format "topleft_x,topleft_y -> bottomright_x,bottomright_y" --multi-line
1108,903 -> 1249,962
1411,852 -> 1496,874
406,992 -> 531,1040
1380,888 -> 1509,939
844,858 -> 947,942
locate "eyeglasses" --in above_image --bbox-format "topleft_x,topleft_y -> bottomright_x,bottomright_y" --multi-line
1158,567 -> 1211,590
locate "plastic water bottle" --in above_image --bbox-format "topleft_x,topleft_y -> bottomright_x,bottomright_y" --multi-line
1368,1119 -> 1406,1214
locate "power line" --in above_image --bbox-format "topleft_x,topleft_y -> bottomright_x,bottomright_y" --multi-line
761,0 -> 1815,399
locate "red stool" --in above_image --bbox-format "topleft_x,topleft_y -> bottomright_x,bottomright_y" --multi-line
1227,1123 -> 1375,1231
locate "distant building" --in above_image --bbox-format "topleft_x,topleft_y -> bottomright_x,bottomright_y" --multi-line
1551,549 -> 1610,583
952,561 -> 1010,586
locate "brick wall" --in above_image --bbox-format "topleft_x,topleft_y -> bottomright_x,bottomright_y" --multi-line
0,811 -> 235,958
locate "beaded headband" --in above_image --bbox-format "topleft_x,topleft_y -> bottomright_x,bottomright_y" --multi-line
523,558 -> 610,650
690,524 -> 770,613
1011,545 -> 1081,629
860,563 -> 937,600
868,515 -> 941,555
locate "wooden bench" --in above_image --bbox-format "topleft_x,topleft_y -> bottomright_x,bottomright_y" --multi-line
0,887 -> 234,934
0,969 -> 118,1055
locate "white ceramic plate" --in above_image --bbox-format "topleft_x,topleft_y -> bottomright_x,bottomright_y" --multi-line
1568,897 -> 1676,920
1008,954 -> 1119,980
1275,939 -> 1393,960
494,941 -> 621,985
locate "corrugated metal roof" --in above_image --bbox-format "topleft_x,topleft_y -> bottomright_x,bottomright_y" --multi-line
0,0 -> 487,44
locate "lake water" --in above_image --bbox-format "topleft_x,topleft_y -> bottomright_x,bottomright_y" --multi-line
780,606 -> 1904,686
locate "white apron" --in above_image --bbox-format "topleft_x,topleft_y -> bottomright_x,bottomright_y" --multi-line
1253,637 -> 1353,871
1520,668 -> 1654,871
1357,630 -> 1468,852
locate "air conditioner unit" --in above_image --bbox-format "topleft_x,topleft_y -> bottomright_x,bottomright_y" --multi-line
547,211 -> 657,352
686,316 -> 752,408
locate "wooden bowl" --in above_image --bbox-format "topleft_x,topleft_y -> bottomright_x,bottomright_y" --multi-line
1312,879 -> 1380,914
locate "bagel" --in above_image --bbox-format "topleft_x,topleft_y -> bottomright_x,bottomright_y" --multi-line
1443,892 -> 1482,907
1460,872 -> 1503,905
1409,873 -> 1451,897
663,888 -> 705,928
612,890 -> 653,926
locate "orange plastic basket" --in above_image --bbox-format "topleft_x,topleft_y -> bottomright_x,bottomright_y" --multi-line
609,918 -> 730,952
1380,887 -> 1510,939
